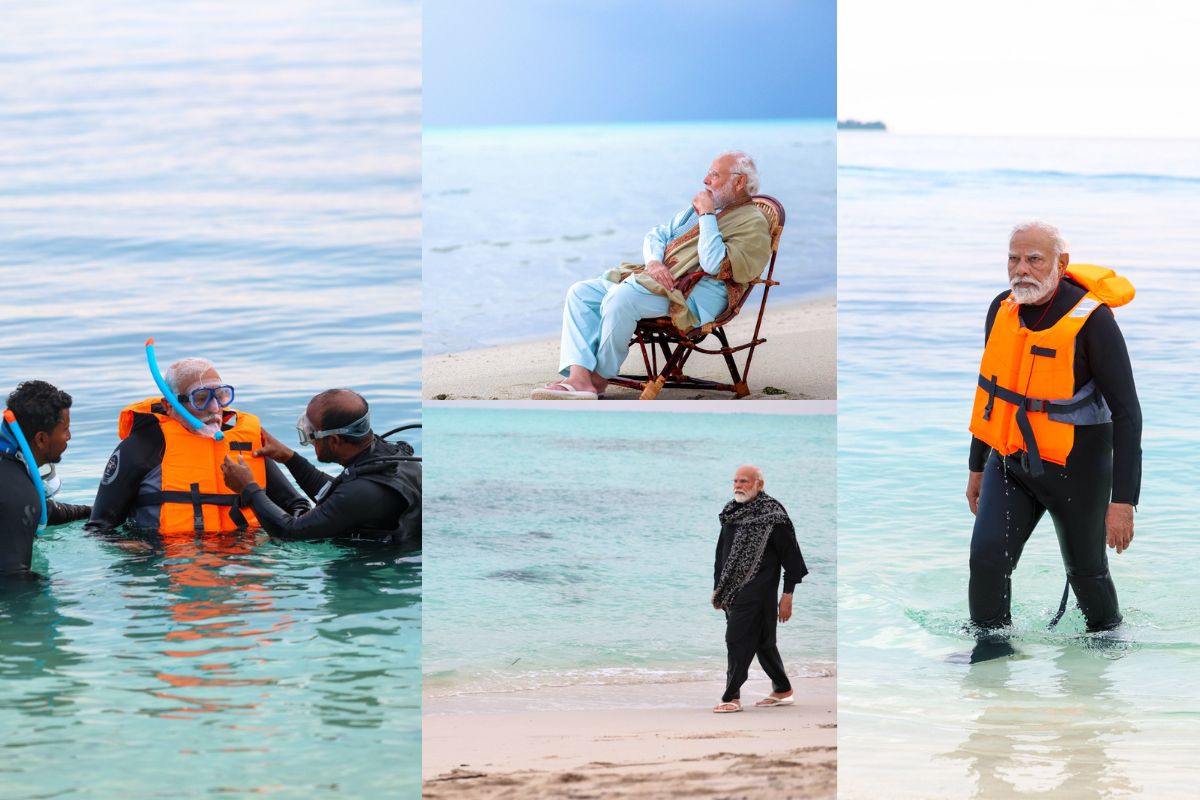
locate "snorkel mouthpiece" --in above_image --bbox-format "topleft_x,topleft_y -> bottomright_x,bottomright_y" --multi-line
2,409 -> 47,531
145,338 -> 225,441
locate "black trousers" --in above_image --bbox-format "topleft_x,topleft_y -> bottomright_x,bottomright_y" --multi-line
722,589 -> 791,703
969,428 -> 1121,632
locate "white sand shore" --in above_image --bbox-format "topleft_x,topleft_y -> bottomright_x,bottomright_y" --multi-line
423,676 -> 836,798
422,296 -> 835,401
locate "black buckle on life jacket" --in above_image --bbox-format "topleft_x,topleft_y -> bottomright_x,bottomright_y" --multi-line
982,374 -> 998,421
1026,398 -> 1050,413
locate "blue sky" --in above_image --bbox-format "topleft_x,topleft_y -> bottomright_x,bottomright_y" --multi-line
424,0 -> 835,127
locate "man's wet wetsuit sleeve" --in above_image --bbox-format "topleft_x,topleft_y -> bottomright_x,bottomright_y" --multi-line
262,459 -> 312,516
774,522 -> 808,593
280,452 -> 333,501
239,478 -> 399,541
85,425 -> 164,532
47,500 -> 90,524
1080,305 -> 1142,504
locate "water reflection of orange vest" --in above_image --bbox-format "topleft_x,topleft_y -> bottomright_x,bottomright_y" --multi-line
118,398 -> 267,533
969,265 -> 1134,476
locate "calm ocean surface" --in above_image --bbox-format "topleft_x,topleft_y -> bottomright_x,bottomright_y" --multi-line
839,132 -> 1200,797
0,2 -> 421,796
422,119 -> 835,354
422,407 -> 835,709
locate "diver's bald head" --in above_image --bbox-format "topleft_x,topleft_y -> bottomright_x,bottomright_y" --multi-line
307,388 -> 370,442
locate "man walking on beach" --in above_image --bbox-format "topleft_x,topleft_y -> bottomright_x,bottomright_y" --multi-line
966,222 -> 1141,632
712,465 -> 807,713
532,151 -> 772,400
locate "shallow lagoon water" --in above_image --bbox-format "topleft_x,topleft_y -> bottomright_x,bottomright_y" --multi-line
838,132 -> 1200,797
422,407 -> 835,708
1,2 -> 420,795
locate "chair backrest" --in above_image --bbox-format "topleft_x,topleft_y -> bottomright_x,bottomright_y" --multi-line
704,194 -> 785,328
751,194 -> 786,259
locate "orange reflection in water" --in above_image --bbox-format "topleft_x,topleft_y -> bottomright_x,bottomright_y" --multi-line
147,531 -> 295,718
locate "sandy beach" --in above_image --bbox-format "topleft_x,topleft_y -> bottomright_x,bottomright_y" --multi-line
423,676 -> 836,799
423,296 -> 835,401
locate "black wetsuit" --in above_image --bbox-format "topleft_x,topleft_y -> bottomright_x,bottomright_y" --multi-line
714,518 -> 808,704
969,277 -> 1142,631
239,437 -> 421,544
0,452 -> 90,575
85,413 -> 309,532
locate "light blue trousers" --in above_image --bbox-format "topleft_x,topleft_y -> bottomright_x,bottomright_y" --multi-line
558,277 -> 667,379
558,276 -> 728,379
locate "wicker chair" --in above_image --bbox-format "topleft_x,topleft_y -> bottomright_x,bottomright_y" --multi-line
608,195 -> 785,399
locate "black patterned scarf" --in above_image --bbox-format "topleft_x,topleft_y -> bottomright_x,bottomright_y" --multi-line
713,491 -> 792,609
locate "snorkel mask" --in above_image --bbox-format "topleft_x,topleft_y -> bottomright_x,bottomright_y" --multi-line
296,411 -> 372,446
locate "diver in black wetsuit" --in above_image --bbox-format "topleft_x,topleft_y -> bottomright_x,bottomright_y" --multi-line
1,381 -> 90,576
712,465 -> 807,713
966,223 -> 1141,633
220,389 -> 420,545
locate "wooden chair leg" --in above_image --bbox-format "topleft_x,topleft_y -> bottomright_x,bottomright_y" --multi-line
640,376 -> 666,400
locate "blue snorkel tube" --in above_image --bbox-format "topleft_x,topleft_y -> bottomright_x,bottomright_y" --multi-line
145,337 -> 224,441
2,409 -> 47,531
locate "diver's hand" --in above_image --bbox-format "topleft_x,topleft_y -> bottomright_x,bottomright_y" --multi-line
692,190 -> 715,216
966,471 -> 983,515
220,455 -> 255,493
255,428 -> 295,462
778,593 -> 793,623
646,260 -> 676,291
1106,502 -> 1134,554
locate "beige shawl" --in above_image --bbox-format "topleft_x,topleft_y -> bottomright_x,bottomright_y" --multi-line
603,198 -> 772,333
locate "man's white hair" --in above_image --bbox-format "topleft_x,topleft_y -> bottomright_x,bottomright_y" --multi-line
720,150 -> 760,195
1011,221 -> 1069,259
165,357 -> 218,394
738,463 -> 764,482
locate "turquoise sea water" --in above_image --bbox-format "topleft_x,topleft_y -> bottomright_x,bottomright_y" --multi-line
422,119 -> 835,353
0,3 -> 420,796
422,407 -> 835,707
838,133 -> 1200,797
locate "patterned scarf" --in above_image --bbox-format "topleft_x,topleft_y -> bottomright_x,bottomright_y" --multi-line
713,491 -> 792,609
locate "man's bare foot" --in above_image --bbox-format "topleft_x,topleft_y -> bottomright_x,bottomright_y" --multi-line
713,699 -> 742,713
754,691 -> 794,707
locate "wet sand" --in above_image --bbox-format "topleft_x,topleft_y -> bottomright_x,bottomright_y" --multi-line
423,676 -> 836,799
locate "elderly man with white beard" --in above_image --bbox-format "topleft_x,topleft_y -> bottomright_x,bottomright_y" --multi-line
710,464 -> 808,714
965,222 -> 1142,635
532,151 -> 773,400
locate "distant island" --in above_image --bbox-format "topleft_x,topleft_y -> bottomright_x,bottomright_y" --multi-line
837,119 -> 887,131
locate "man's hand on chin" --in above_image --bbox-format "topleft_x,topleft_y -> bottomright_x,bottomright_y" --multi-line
692,190 -> 715,215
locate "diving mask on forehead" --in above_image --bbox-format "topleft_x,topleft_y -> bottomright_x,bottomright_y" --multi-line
296,411 -> 372,446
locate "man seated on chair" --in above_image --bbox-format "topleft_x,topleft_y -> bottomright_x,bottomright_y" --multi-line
532,151 -> 773,400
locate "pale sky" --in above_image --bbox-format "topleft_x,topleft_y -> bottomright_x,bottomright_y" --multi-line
839,0 -> 1200,137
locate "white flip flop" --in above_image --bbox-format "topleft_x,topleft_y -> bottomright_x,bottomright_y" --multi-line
530,382 -> 599,401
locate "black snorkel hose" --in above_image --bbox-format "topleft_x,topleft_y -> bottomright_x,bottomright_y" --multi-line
380,423 -> 421,462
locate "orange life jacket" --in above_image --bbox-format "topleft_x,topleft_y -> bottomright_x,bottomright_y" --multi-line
969,265 -> 1134,475
118,398 -> 267,533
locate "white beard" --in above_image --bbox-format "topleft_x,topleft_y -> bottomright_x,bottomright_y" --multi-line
1010,273 -> 1058,304
733,489 -> 756,504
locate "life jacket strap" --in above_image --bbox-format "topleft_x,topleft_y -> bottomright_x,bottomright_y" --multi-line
135,488 -> 249,531
976,374 -> 1104,478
